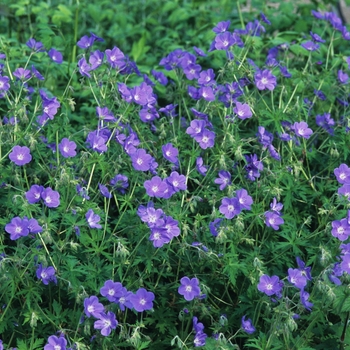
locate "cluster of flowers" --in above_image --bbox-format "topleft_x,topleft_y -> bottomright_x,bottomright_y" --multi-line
37,90 -> 61,126
5,216 -> 42,240
84,281 -> 155,336
144,171 -> 187,198
219,188 -> 253,219
186,118 -> 215,150
25,184 -> 60,207
244,154 -> 264,181
137,202 -> 180,247
264,197 -> 284,231
258,256 -> 313,313
335,163 -> 350,200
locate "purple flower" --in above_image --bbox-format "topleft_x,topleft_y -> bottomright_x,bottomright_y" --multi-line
234,102 -> 252,119
214,170 -> 231,190
105,46 -> 125,69
164,215 -> 180,238
213,20 -> 230,33
256,126 -> 273,148
131,148 -> 153,171
296,257 -> 312,281
198,86 -> 215,101
166,171 -> 187,193
316,113 -> 335,135
293,121 -> 313,139
151,70 -> 168,85
186,119 -> 206,138
338,184 -> 350,199
41,187 -> 60,208
196,157 -> 208,176
94,311 -> 118,336
77,35 -> 94,49
270,198 -> 283,214
32,65 -> 44,80
96,106 -> 116,122
44,335 -> 67,350
334,164 -> 350,184
331,219 -> 350,241
78,57 -> 91,78
144,176 -> 168,198
214,32 -> 235,50
98,183 -> 112,198
279,65 -> 292,78
0,75 -> 10,91
194,129 -> 215,149
265,211 -> 284,230
236,189 -> 253,210
198,69 -> 215,86
288,268 -> 307,289
254,69 -> 277,90
13,67 -> 31,80
110,174 -> 129,194
301,41 -> 319,51
162,143 -> 179,164
9,145 -> 32,166
84,295 -> 104,318
328,263 -> 342,285
115,287 -> 133,311
341,254 -> 350,274
59,138 -> 77,158
36,264 -> 57,285
130,288 -> 155,312
219,197 -> 241,219
194,331 -> 207,347
86,209 -> 102,229
149,225 -> 171,247
5,217 -> 29,240
338,70 -> 349,84
241,315 -> 256,334
178,277 -> 201,301
100,280 -> 123,302
26,185 -> 44,204
89,50 -> 104,69
48,48 -> 63,64
310,31 -> 325,43
26,217 -> 42,234
86,133 -> 108,153
209,218 -> 223,237
257,274 -> 282,296
300,290 -> 313,311
159,104 -> 178,118
26,38 -> 44,52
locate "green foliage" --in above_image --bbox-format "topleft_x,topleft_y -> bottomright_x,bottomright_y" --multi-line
0,0 -> 350,349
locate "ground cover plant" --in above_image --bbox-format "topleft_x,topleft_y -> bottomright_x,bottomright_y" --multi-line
2,1 -> 350,349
